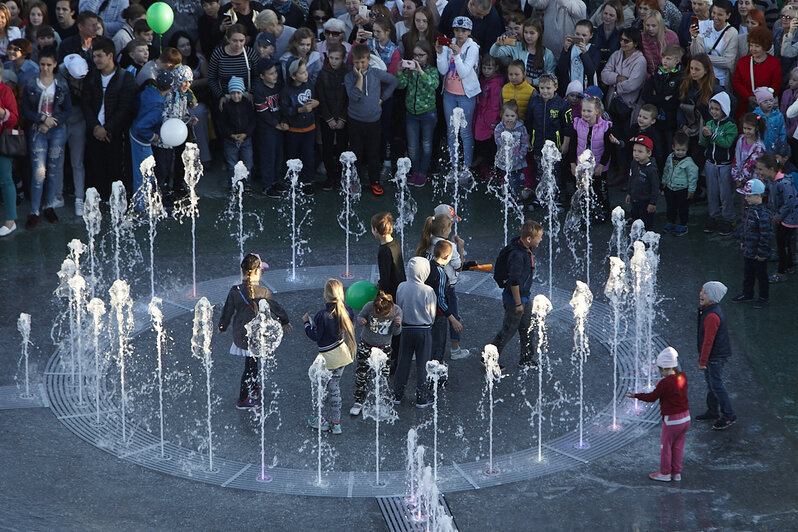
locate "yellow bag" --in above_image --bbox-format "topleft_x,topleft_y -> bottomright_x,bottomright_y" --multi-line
321,341 -> 353,370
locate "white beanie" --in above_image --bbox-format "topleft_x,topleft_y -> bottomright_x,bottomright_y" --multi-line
702,281 -> 727,303
566,80 -> 583,96
656,347 -> 678,369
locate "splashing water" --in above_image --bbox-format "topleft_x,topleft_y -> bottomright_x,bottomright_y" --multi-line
405,428 -> 422,509
17,313 -> 32,399
191,296 -> 214,471
364,347 -> 397,485
418,465 -> 456,532
54,259 -> 77,380
245,299 -> 284,482
537,141 -> 562,301
426,359 -> 448,481
629,242 -> 652,401
68,239 -> 86,277
485,131 -> 523,247
337,151 -> 365,278
391,157 -> 417,256
67,274 -> 87,405
481,344 -> 502,474
449,108 -> 468,234
86,298 -> 106,426
109,182 -> 129,282
83,188 -> 102,296
109,280 -> 134,443
136,157 -> 168,300
642,232 -> 660,389
148,297 -> 168,459
610,206 -> 627,263
627,219 -> 646,260
570,281 -> 593,448
283,159 -> 313,282
232,162 -> 247,263
531,295 -> 552,461
604,258 -> 628,430
176,143 -> 203,297
308,355 -> 332,486
564,150 -> 597,285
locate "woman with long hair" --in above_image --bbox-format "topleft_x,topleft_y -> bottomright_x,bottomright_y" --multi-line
401,6 -> 438,59
490,17 -> 555,88
593,1 -> 624,74
0,4 -> 22,58
641,10 -> 678,76
679,53 -> 719,169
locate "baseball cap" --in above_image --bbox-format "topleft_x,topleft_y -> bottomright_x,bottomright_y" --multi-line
256,32 -> 276,49
583,85 -> 604,99
434,203 -> 461,222
452,16 -> 473,30
64,53 -> 89,79
736,178 -> 765,195
632,135 -> 654,152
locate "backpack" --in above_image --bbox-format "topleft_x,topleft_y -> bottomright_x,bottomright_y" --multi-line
493,242 -> 515,288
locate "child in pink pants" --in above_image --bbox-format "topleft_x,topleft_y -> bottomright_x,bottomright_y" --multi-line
626,346 -> 691,482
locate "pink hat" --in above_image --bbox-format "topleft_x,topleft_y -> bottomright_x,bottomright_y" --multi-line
434,203 -> 461,222
754,86 -> 775,105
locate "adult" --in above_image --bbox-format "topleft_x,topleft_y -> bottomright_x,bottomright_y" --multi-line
59,53 -> 89,216
525,0 -> 584,59
677,0 -> 709,48
337,0 -> 360,41
264,0 -> 305,29
556,19 -> 601,92
401,6 -> 438,58
656,0 -> 680,31
317,17 -> 350,59
53,0 -> 78,40
631,0 -> 658,32
0,4 -> 22,58
0,67 -> 18,237
696,281 -> 737,430
161,0 -> 205,47
772,5 -> 797,87
689,0 -> 737,90
255,9 -> 295,59
111,3 -> 145,55
732,0 -> 754,35
590,0 -> 634,30
732,26 -> 782,121
208,24 -> 260,110
490,18 -> 555,88
754,0 -> 779,28
81,36 -> 136,200
4,39 -> 40,90
641,11 -> 678,77
437,0 -> 504,49
592,1 -> 624,74
305,0 -> 332,41
78,0 -> 128,36
198,0 -> 224,57
57,10 -> 98,62
678,53 -> 718,170
737,8 -> 766,60
218,0 -> 266,43
394,0 -> 417,42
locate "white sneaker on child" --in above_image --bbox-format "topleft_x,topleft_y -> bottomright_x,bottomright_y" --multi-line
450,347 -> 471,360
349,403 -> 363,416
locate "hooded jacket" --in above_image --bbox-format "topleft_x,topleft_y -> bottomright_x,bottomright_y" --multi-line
503,235 -> 536,303
474,73 -> 505,141
436,37 -> 481,98
698,92 -> 737,164
494,119 -> 530,172
344,67 -> 398,123
129,86 -> 166,146
395,257 -> 436,328
767,173 -> 798,226
662,154 -> 698,193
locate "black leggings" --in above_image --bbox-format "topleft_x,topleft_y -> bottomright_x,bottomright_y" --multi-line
776,224 -> 795,274
239,356 -> 259,401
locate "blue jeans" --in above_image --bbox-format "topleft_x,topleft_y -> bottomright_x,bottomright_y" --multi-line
443,92 -> 476,168
130,138 -> 153,211
406,108 -> 437,177
223,137 -> 254,184
0,154 -> 15,221
29,125 -> 67,214
255,124 -> 283,189
704,359 -> 735,418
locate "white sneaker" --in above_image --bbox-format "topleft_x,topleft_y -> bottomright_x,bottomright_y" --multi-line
0,221 -> 16,236
52,196 -> 65,208
75,198 -> 84,217
450,347 -> 471,360
672,473 -> 681,481
349,403 -> 363,416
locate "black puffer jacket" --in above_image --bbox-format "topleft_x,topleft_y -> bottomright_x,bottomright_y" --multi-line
218,284 -> 290,350
81,66 -> 136,137
316,63 -> 351,124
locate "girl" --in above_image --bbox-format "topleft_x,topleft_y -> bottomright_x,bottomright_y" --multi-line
21,46 -> 70,230
280,59 -> 319,194
756,154 -> 798,282
351,291 -> 402,416
24,2 -> 49,46
593,1 -> 624,74
489,17 -> 555,89
398,40 -> 439,187
625,347 -> 690,483
302,279 -> 356,435
632,0 -> 658,31
679,53 -> 718,170
493,100 -> 530,195
401,6 -> 438,59
641,11 -> 678,77
395,0 -> 417,44
218,253 -> 291,410
752,87 -> 786,151
0,67 -> 18,236
366,15 -> 400,170
731,113 -> 766,188
0,4 -> 21,58
473,53 -> 504,176
436,16 -> 480,183
112,3 -> 146,55
280,27 -> 322,86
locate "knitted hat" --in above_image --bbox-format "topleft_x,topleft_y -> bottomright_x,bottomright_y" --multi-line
156,69 -> 175,91
228,75 -> 245,94
566,80 -> 583,96
656,347 -> 678,369
256,31 -> 277,48
452,16 -> 473,30
702,281 -> 727,303
754,86 -> 775,105
174,64 -> 193,83
64,53 -> 89,79
736,178 -> 766,195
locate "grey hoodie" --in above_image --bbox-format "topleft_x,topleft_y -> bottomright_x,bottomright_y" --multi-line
344,67 -> 398,123
395,257 -> 436,328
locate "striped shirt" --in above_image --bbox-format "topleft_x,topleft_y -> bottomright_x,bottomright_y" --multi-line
207,45 -> 260,101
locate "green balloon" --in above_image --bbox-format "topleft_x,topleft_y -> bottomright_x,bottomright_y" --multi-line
146,2 -> 174,35
345,281 -> 378,311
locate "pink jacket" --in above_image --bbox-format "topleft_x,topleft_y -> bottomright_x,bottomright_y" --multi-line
473,73 -> 505,141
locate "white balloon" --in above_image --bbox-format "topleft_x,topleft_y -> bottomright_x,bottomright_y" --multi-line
160,118 -> 188,147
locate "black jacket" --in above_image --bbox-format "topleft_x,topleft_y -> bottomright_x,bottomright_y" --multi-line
316,63 -> 350,124
425,259 -> 452,317
642,65 -> 683,129
218,284 -> 290,350
57,34 -> 92,63
628,158 -> 660,205
253,79 -> 283,129
220,97 -> 256,137
503,236 -> 535,302
81,66 -> 136,137
556,45 -> 602,97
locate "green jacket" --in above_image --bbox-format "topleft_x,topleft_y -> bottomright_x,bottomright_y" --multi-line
698,117 -> 737,164
397,66 -> 439,115
662,154 -> 699,193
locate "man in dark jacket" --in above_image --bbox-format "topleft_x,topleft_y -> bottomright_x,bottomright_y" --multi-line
491,220 -> 543,367
437,0 -> 504,47
57,10 -> 99,63
81,36 -> 136,200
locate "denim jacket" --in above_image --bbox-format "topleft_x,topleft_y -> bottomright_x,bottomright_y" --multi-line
20,74 -> 72,129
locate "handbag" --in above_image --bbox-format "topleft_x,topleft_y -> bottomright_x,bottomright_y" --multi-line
609,93 -> 633,122
0,128 -> 26,157
320,340 -> 353,370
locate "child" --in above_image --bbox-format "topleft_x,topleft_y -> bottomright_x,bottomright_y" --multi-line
753,86 -> 786,152
494,100 -> 530,195
699,92 -> 738,236
316,43 -> 350,190
625,135 -> 659,231
218,253 -> 291,409
351,291 -> 402,416
501,59 -> 535,125
121,39 -> 149,76
253,57 -> 288,198
220,76 -> 255,187
302,279 -> 356,434
780,67 -> 798,164
641,44 -> 683,160
565,80 -> 584,119
133,18 -> 156,62
393,256 -> 436,407
755,154 -> 798,282
256,32 -> 277,60
280,27 -> 323,87
661,132 -> 698,236
280,58 -> 319,195
731,178 -> 773,308
367,15 -> 400,171
625,347 -> 690,483
397,40 -> 439,187
424,239 -> 462,369
436,16 -> 480,184
372,211 -> 406,372
490,18 -> 555,89
731,113 -> 766,188
555,19 -> 600,93
473,53 -> 504,177
344,44 -> 398,196
628,104 -> 665,174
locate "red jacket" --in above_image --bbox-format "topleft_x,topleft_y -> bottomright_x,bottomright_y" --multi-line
633,373 -> 689,416
732,54 -> 782,121
0,82 -> 19,132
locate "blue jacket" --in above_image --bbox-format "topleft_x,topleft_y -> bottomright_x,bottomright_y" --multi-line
129,86 -> 166,145
20,74 -> 72,129
525,93 -> 572,152
424,259 -> 452,317
767,174 -> 798,226
304,302 -> 355,350
753,107 -> 787,151
503,236 -> 535,303
741,202 -> 773,259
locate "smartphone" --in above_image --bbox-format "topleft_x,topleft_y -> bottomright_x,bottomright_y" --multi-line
571,36 -> 583,45
437,35 -> 452,46
690,15 -> 698,26
358,5 -> 369,18
361,30 -> 373,39
503,37 -> 517,46
401,59 -> 415,68
223,11 -> 232,19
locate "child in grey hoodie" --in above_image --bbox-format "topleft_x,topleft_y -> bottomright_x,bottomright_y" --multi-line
393,256 -> 436,408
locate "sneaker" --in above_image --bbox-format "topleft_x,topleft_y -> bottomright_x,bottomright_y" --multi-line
731,294 -> 753,303
349,403 -> 363,416
662,223 -> 675,234
330,422 -> 342,435
308,416 -> 330,431
450,347 -> 471,360
370,183 -> 384,196
75,198 -> 84,217
703,219 -> 717,233
717,221 -> 733,236
712,416 -> 737,430
694,411 -> 720,421
673,225 -> 688,237
391,395 -> 402,405
521,187 -> 533,200
43,207 -> 59,224
752,298 -> 769,309
649,472 -> 672,482
672,473 -> 681,481
0,222 -> 16,236
265,185 -> 285,198
321,179 -> 335,191
25,214 -> 39,230
301,184 -> 315,196
769,273 -> 786,283
235,396 -> 260,409
415,399 -> 433,409
52,196 -> 65,208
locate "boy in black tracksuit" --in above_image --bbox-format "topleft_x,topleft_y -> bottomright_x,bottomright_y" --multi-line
642,45 -> 684,163
316,43 -> 351,190
280,59 -> 319,192
220,76 -> 256,186
424,240 -> 461,366
625,135 -> 660,230
253,58 -> 288,197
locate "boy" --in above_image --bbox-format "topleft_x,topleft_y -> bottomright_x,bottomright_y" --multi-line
253,57 -> 288,198
372,211 -> 406,371
121,39 -> 149,76
54,0 -> 77,40
502,59 -> 535,123
555,20 -> 600,95
220,76 -> 255,186
641,44 -> 683,161
425,239 -> 463,370
317,43 -> 350,190
133,19 -> 156,61
625,135 -> 659,231
628,104 -> 665,174
754,154 -> 798,282
255,32 -> 276,60
35,26 -> 57,61
393,256 -> 436,408
662,131 -> 698,236
698,92 -> 738,235
752,86 -> 786,151
731,178 -> 773,308
136,47 -> 182,88
344,43 -> 398,196
280,59 -> 318,195
491,220 -> 544,368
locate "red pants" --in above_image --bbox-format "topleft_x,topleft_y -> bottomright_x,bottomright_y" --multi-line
659,411 -> 690,475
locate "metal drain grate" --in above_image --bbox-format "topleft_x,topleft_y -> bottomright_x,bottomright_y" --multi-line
0,384 -> 49,410
377,495 -> 458,532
